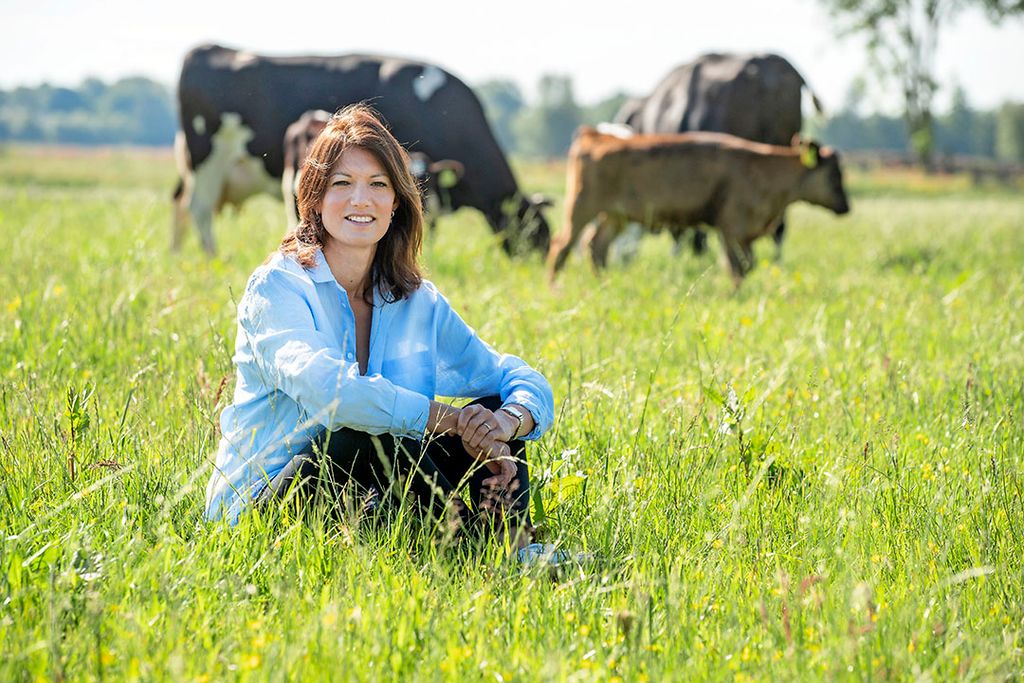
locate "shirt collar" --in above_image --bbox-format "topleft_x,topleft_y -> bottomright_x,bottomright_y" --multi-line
308,248 -> 388,308
308,249 -> 337,284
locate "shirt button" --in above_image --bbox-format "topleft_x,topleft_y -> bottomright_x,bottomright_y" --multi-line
346,353 -> 354,360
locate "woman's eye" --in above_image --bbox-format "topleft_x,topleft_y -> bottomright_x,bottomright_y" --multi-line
372,181 -> 389,188
332,180 -> 349,187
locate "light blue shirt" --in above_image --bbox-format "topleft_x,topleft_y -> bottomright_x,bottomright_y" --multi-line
204,250 -> 554,523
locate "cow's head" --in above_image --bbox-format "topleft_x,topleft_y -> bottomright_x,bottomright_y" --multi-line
495,194 -> 553,255
795,138 -> 850,216
408,153 -> 465,220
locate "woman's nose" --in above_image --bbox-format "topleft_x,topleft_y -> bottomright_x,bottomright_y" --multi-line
350,183 -> 371,206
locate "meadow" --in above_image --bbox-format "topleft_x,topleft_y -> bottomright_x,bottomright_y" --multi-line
0,144 -> 1022,681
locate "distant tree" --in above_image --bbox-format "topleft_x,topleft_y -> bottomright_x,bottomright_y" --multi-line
819,0 -> 1024,167
512,74 -> 581,159
933,84 -> 999,157
971,109 -> 998,157
100,77 -> 176,145
17,118 -> 46,142
840,76 -> 870,116
0,76 -> 176,146
935,85 -> 975,155
475,79 -> 525,154
813,78 -> 909,152
9,85 -> 44,110
995,101 -> 1024,163
49,87 -> 87,113
580,91 -> 631,126
79,77 -> 107,106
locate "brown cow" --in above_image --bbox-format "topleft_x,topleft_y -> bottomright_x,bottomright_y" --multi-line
547,128 -> 849,284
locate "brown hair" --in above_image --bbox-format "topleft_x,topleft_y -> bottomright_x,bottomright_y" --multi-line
279,103 -> 424,303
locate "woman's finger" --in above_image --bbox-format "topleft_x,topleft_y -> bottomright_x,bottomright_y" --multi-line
462,409 -> 500,450
457,405 -> 488,436
483,461 -> 511,486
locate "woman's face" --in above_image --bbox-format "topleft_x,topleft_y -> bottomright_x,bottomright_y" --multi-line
319,146 -> 398,253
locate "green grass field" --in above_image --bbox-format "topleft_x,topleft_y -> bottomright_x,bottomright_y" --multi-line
1,144 -> 1022,681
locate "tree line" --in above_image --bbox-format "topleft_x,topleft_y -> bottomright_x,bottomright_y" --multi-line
1,74 -> 1022,165
0,77 -> 177,146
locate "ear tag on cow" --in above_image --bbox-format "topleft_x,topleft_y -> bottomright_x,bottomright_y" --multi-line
438,168 -> 458,189
801,146 -> 819,169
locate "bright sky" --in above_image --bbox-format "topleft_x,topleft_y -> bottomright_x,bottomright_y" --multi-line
5,0 -> 1024,114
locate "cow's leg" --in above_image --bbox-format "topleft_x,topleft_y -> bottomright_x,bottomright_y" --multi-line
608,222 -> 644,264
546,206 -> 592,281
589,215 -> 624,270
188,167 -> 221,255
172,177 -> 191,251
692,228 -> 708,255
771,215 -> 787,261
547,227 -> 577,280
719,232 -> 753,286
741,240 -> 755,273
171,131 -> 192,251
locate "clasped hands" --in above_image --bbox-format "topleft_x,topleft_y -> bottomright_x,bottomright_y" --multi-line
453,404 -> 520,495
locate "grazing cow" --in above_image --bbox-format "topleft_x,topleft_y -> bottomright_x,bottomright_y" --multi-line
407,152 -> 465,233
613,52 -> 825,255
172,44 -> 550,254
547,128 -> 850,285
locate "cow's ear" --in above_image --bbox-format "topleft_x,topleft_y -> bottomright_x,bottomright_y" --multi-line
800,141 -> 820,169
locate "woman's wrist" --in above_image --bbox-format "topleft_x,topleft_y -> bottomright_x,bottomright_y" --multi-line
427,401 -> 462,436
498,403 -> 534,439
491,408 -> 520,441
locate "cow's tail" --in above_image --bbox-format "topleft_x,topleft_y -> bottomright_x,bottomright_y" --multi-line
802,79 -> 825,117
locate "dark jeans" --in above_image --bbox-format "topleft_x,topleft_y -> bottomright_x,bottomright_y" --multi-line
257,396 -> 532,535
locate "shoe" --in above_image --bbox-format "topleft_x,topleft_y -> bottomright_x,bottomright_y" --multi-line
517,543 -> 569,566
517,542 -> 595,569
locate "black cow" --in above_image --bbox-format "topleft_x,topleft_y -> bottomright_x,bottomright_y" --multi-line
172,44 -> 550,255
614,52 -> 824,256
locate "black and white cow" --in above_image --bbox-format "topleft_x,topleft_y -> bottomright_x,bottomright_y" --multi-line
172,44 -> 550,255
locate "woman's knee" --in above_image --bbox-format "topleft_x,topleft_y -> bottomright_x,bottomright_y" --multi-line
466,395 -> 504,412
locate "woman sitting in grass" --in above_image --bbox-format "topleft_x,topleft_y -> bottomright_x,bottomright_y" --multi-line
204,104 -> 553,551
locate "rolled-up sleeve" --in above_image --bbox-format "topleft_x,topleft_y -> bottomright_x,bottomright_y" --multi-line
239,270 -> 430,438
431,288 -> 554,440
